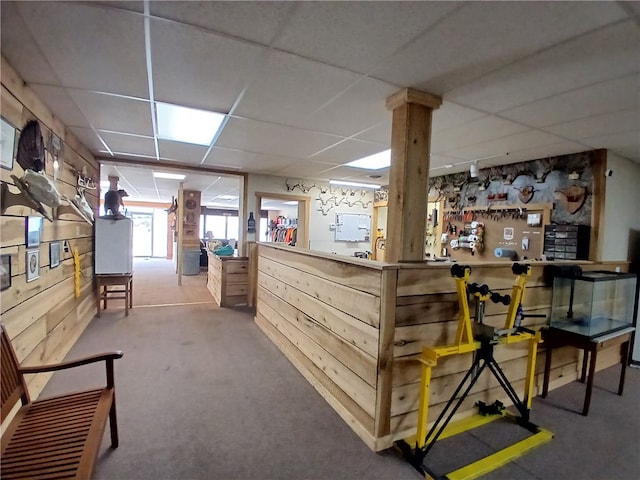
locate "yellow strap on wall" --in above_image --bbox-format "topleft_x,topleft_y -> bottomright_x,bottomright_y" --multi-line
73,247 -> 80,298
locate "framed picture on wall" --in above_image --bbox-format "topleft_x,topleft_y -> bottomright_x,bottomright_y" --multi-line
1,117 -> 16,170
50,241 -> 60,268
26,216 -> 43,248
26,250 -> 39,283
1,254 -> 11,291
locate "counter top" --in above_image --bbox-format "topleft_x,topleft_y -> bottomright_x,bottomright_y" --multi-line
255,242 -> 619,271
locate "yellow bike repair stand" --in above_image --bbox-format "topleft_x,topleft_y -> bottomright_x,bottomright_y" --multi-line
396,263 -> 553,480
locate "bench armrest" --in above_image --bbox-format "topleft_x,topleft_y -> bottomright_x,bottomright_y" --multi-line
19,351 -> 124,388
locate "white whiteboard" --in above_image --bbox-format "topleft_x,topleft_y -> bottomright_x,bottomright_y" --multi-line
335,213 -> 371,242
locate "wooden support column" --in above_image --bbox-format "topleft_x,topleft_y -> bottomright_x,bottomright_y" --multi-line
385,88 -> 442,263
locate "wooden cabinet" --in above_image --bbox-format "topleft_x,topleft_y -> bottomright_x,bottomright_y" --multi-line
207,253 -> 248,307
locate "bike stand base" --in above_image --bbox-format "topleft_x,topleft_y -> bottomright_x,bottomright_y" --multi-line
396,412 -> 553,480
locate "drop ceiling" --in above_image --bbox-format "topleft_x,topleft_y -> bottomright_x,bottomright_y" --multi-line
1,1 -> 638,206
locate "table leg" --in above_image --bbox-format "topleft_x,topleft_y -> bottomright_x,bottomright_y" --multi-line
542,345 -> 553,398
580,351 -> 589,383
129,277 -> 133,308
583,348 -> 598,416
618,341 -> 630,396
103,285 -> 108,310
96,280 -> 101,318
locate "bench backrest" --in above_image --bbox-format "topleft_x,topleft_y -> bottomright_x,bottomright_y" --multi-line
1,324 -> 29,422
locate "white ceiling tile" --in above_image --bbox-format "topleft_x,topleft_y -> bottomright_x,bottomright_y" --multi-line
29,85 -> 89,128
0,2 -> 61,86
15,2 -> 148,97
485,142 -> 589,168
215,117 -> 342,159
203,147 -> 296,173
150,18 -> 265,112
99,131 -> 156,157
321,165 -> 388,183
447,20 -> 640,113
431,116 -> 528,153
440,130 -> 570,163
297,77 -> 398,137
68,127 -> 106,152
272,161 -> 340,180
544,110 -> 640,141
499,74 -> 639,128
620,1 -> 640,15
68,90 -> 153,135
580,131 -> 640,161
273,2 -> 459,74
158,139 -> 208,164
91,2 -> 144,14
150,1 -> 294,45
309,138 -> 386,165
371,1 -> 628,94
432,102 -> 487,133
353,122 -> 391,145
232,50 -> 362,126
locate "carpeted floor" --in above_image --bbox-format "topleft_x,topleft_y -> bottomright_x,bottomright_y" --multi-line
40,258 -> 640,480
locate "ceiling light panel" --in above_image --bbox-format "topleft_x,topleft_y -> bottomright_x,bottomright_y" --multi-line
153,171 -> 186,180
311,138 -> 389,165
345,150 -> 390,170
156,102 -> 225,146
329,179 -> 381,189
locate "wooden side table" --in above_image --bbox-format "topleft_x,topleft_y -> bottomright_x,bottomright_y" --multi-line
541,326 -> 634,415
96,274 -> 133,317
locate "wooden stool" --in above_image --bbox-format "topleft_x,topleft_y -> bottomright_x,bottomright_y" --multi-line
96,274 -> 133,317
541,326 -> 634,416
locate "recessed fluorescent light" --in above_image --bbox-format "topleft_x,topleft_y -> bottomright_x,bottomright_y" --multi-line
282,201 -> 298,205
345,149 -> 390,170
217,195 -> 237,200
156,102 -> 225,146
329,180 -> 381,189
153,171 -> 186,180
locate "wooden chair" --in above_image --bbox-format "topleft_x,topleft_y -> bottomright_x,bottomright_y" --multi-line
1,324 -> 123,479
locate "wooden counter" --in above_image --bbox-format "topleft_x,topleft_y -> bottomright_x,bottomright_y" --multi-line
207,253 -> 249,307
253,242 -> 628,451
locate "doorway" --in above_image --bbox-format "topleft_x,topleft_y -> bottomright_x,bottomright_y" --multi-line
132,212 -> 153,257
254,192 -> 310,248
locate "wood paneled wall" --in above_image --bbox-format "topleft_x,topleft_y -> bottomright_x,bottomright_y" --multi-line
0,56 -> 99,408
255,244 -> 384,449
254,242 -> 629,451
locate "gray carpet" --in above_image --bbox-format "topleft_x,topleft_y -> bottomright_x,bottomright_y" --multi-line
38,261 -> 640,480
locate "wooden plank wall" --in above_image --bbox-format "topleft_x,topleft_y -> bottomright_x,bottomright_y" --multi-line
383,261 -> 630,449
0,56 -> 99,408
254,244 -> 384,450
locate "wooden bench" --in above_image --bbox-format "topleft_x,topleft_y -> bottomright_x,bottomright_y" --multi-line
1,324 -> 123,479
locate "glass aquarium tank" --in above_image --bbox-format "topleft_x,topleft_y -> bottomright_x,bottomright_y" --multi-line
550,271 -> 637,338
